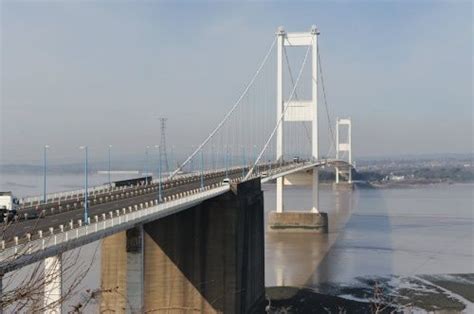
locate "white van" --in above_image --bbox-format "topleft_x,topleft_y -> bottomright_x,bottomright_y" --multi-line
0,192 -> 19,222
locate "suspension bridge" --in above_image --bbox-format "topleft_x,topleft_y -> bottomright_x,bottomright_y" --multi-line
0,26 -> 355,313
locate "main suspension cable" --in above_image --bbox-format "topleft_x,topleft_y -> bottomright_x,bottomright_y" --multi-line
169,36 -> 277,179
283,46 -> 312,143
317,46 -> 336,157
245,44 -> 311,180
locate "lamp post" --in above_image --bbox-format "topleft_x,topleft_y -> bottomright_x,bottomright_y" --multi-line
145,146 -> 150,185
253,144 -> 258,175
211,145 -> 215,170
190,145 -> 195,173
228,146 -> 232,172
241,146 -> 245,178
200,149 -> 204,190
154,145 -> 162,202
79,146 -> 89,224
170,145 -> 175,172
225,146 -> 229,179
108,145 -> 112,187
43,145 -> 49,204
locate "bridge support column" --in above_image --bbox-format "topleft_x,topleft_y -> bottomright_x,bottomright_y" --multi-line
99,227 -> 144,313
312,168 -> 320,213
333,167 -> 354,190
126,226 -> 144,312
100,232 -> 127,313
44,254 -> 62,313
276,177 -> 284,213
332,180 -> 354,190
143,178 -> 265,313
276,26 -> 284,215
269,170 -> 328,233
333,118 -> 354,190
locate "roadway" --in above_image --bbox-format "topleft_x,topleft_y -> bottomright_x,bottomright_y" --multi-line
0,160 -> 339,249
1,162 -> 301,248
1,168 -> 245,246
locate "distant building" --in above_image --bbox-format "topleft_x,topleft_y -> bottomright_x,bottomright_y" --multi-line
389,173 -> 405,181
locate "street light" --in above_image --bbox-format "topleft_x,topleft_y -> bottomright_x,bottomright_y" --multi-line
108,145 -> 112,187
43,145 -> 50,204
170,145 -> 176,172
79,146 -> 89,224
145,146 -> 150,185
200,149 -> 204,190
211,145 -> 216,170
154,145 -> 162,201
253,144 -> 258,175
225,145 -> 229,179
190,145 -> 195,173
241,146 -> 246,178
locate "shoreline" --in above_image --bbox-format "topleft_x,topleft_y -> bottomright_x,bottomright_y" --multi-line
266,273 -> 474,313
319,181 -> 473,189
364,180 -> 473,189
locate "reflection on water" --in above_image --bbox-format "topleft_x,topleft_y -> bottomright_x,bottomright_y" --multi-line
264,184 -> 356,287
265,183 -> 474,289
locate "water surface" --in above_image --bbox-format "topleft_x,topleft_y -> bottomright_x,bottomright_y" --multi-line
2,173 -> 473,311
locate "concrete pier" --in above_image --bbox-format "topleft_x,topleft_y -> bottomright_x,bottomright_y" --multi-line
126,227 -> 143,312
268,211 -> 328,233
100,232 -> 127,313
143,178 -> 265,313
332,182 -> 354,191
269,169 -> 329,234
100,228 -> 144,313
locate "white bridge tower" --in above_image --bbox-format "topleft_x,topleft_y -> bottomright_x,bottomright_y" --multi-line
335,118 -> 352,183
276,25 -> 320,214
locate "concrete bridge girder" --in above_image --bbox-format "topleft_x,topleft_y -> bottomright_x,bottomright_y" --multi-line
98,179 -> 265,313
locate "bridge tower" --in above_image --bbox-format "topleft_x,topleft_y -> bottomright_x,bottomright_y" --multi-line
333,118 -> 354,190
270,25 -> 328,233
335,118 -> 353,187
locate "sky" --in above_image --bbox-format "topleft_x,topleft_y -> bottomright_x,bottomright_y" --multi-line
0,0 -> 472,165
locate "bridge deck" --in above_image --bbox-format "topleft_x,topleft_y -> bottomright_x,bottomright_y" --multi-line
0,159 -> 350,272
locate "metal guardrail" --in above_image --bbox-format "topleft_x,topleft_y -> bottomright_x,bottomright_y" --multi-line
18,160 -> 344,207
19,168 -> 237,205
20,183 -> 112,205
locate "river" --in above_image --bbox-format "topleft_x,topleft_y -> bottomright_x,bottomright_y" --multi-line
1,173 -> 473,311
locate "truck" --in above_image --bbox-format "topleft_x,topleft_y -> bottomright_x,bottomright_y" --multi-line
0,192 -> 19,222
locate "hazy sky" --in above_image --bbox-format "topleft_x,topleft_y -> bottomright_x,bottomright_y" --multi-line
1,1 -> 472,164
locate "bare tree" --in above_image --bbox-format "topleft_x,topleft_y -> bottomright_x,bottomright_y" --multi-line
1,245 -> 99,312
0,215 -> 103,313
